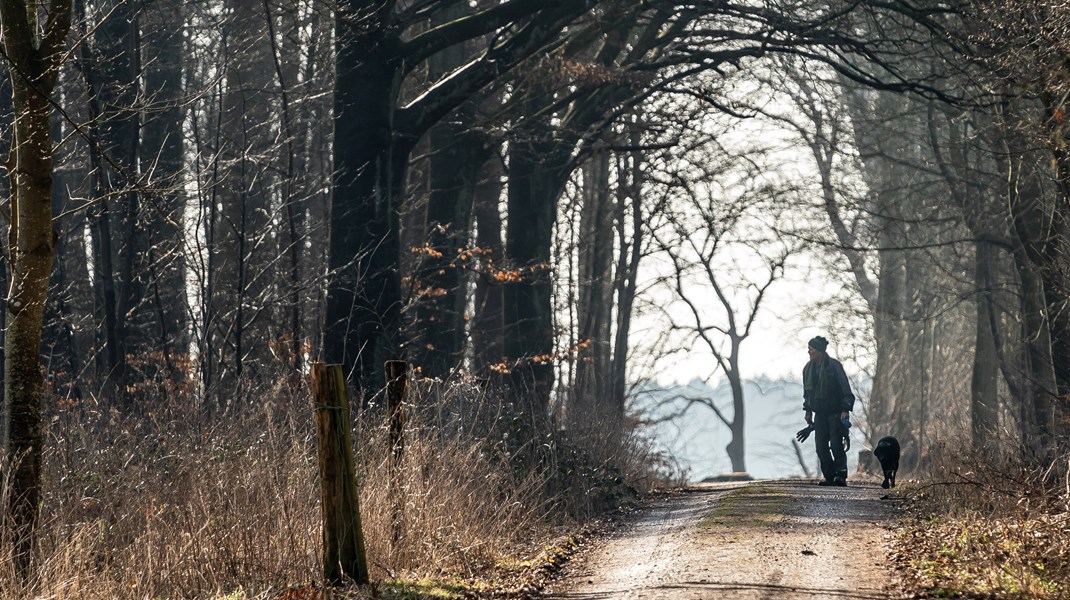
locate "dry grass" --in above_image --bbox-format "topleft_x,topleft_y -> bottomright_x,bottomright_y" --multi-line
893,438 -> 1070,599
0,377 -> 661,599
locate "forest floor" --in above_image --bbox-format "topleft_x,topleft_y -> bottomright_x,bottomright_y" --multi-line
538,479 -> 903,599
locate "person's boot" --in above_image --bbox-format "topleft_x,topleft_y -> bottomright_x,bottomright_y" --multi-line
817,479 -> 834,486
832,475 -> 847,487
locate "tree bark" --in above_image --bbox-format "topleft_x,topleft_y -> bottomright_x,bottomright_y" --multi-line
925,101 -> 1002,445
471,156 -> 506,374
840,83 -> 915,445
326,5 -> 405,395
504,123 -> 570,421
141,0 -> 188,383
211,0 -> 278,404
971,239 -> 999,441
725,358 -> 746,473
0,0 -> 73,575
1005,135 -> 1058,461
75,0 -> 141,406
573,152 -> 615,424
0,63 -> 9,411
411,3 -> 480,379
609,141 -> 643,414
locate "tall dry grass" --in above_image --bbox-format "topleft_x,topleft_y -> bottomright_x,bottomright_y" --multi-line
0,375 -> 664,599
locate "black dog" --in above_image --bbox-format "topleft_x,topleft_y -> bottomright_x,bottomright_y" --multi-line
873,436 -> 900,489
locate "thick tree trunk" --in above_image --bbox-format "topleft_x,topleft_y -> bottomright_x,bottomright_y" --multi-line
925,102 -> 1002,447
0,0 -> 72,572
868,220 -> 903,438
471,156 -> 506,374
1006,144 -> 1058,461
1015,257 -> 1057,461
326,14 -> 407,395
4,88 -> 55,577
326,1 -> 593,394
414,122 -> 490,378
1041,99 -> 1070,407
504,129 -> 570,422
411,3 -> 478,379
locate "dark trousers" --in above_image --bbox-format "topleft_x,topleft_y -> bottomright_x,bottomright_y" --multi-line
813,412 -> 848,481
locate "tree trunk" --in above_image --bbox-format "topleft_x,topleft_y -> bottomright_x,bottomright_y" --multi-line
471,156 -> 506,374
411,3 -> 480,379
75,0 -> 141,406
573,152 -> 615,425
1006,140 -> 1058,461
609,143 -> 643,414
326,13 -> 406,395
45,105 -> 87,402
725,353 -> 746,473
211,0 -> 278,404
971,240 -> 999,443
504,126 -> 570,422
1015,256 -> 1057,462
0,0 -> 73,574
325,1 -> 595,394
262,0 -> 308,377
141,0 -> 188,384
868,218 -> 904,438
415,106 -> 492,377
925,101 -> 1002,447
0,62 -> 9,410
4,89 -> 54,577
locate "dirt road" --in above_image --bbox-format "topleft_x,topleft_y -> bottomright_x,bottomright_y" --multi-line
542,480 -> 901,599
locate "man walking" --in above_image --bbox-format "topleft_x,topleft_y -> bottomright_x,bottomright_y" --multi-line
803,335 -> 855,486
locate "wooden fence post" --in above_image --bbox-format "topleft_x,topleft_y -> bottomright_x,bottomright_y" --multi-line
385,360 -> 408,546
311,362 -> 369,585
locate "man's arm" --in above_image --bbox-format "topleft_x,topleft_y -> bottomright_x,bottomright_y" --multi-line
832,359 -> 855,413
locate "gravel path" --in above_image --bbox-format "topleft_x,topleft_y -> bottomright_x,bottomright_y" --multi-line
542,480 -> 901,599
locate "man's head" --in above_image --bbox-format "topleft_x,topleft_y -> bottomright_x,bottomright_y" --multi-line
807,336 -> 828,363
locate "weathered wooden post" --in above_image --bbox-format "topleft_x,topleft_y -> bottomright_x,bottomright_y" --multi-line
385,360 -> 408,547
311,362 -> 369,585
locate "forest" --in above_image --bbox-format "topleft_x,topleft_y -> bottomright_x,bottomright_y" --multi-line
0,0 -> 1067,597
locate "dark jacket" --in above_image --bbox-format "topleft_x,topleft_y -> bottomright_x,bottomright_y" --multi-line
802,356 -> 855,413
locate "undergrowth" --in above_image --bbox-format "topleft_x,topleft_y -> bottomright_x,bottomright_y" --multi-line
893,441 -> 1070,599
0,374 -> 668,599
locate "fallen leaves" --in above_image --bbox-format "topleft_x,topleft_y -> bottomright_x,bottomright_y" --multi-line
893,506 -> 1070,598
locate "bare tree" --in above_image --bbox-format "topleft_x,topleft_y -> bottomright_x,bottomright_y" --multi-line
649,125 -> 795,473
